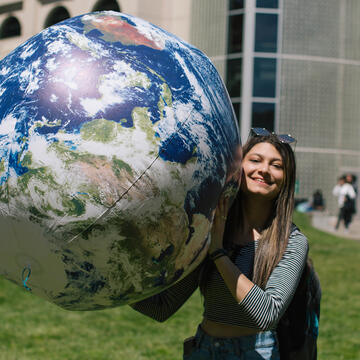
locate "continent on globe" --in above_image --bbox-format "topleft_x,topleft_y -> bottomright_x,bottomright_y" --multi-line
0,11 -> 241,310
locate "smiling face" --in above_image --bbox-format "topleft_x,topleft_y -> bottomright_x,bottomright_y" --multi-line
240,142 -> 284,201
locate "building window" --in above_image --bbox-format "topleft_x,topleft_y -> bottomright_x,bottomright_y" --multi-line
228,14 -> 243,54
44,6 -> 70,28
253,58 -> 276,97
226,58 -> 242,98
92,0 -> 121,12
229,0 -> 244,10
232,102 -> 241,124
232,102 -> 241,126
0,16 -> 21,39
256,0 -> 278,8
227,0 -> 244,132
252,102 -> 275,131
255,14 -> 278,53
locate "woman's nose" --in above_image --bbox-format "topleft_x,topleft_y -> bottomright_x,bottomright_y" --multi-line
258,163 -> 270,174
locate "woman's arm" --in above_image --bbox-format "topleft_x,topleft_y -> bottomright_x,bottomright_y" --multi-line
347,184 -> 356,199
237,230 -> 308,330
129,263 -> 202,322
208,197 -> 254,303
211,223 -> 308,330
332,184 -> 341,196
211,255 -> 253,302
209,198 -> 308,330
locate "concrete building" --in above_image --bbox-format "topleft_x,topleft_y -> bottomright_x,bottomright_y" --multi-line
0,0 -> 194,58
1,0 -> 360,214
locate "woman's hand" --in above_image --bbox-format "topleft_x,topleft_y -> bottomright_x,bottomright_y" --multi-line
207,193 -> 254,304
209,194 -> 230,254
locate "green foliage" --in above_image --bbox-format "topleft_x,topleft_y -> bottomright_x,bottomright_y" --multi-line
0,212 -> 358,359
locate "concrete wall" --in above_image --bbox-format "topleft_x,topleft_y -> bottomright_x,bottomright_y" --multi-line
0,0 -> 196,59
279,0 -> 360,214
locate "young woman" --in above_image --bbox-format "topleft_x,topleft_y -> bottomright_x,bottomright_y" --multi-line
333,175 -> 356,231
130,129 -> 308,359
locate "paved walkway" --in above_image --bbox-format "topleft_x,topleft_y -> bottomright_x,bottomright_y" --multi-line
311,211 -> 360,241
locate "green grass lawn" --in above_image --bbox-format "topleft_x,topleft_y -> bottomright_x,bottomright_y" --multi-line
0,212 -> 359,359
293,212 -> 360,360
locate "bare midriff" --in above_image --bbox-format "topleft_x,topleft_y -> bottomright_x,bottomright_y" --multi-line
201,318 -> 260,337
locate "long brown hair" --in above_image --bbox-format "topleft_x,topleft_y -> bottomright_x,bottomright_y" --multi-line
200,134 -> 296,292
231,134 -> 296,288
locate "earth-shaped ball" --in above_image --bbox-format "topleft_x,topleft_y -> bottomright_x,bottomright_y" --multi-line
0,11 -> 241,310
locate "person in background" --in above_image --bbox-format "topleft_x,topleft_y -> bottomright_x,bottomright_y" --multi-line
346,173 -> 358,195
312,189 -> 325,211
130,129 -> 308,360
333,175 -> 356,232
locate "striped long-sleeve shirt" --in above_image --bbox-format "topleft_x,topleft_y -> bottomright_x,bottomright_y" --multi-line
130,225 -> 308,331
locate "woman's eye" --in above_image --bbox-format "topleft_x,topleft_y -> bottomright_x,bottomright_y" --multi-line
272,164 -> 283,169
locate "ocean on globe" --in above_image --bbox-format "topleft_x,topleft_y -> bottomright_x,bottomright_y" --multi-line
0,11 -> 241,310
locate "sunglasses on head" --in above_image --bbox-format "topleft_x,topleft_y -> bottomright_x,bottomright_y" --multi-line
250,127 -> 297,146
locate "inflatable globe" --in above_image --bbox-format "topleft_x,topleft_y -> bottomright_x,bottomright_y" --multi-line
0,12 -> 241,310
